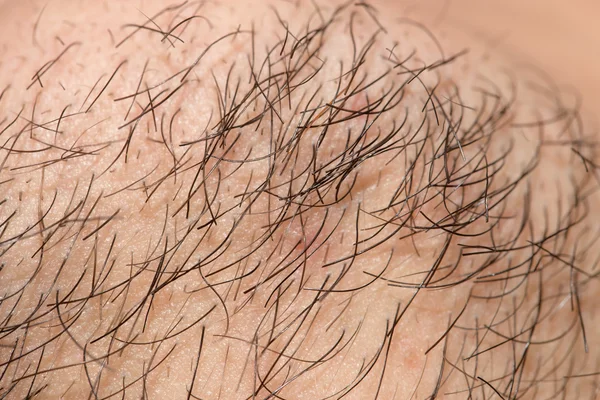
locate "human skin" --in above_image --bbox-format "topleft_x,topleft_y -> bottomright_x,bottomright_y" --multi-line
0,0 -> 598,399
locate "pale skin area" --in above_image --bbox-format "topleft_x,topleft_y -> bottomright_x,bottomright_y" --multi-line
0,1 -> 599,399
445,0 -> 600,112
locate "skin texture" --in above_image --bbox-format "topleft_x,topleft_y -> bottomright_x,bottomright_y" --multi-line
0,1 -> 598,399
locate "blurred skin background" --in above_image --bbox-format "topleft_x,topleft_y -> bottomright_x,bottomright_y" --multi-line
445,0 -> 600,112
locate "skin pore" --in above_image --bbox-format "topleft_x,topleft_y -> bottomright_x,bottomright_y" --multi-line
0,0 -> 599,398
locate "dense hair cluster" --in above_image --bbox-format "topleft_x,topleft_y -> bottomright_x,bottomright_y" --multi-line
0,1 -> 598,399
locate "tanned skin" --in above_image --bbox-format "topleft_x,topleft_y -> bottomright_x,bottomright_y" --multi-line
0,1 -> 598,399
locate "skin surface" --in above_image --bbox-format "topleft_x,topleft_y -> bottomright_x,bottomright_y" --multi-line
446,0 -> 600,112
0,1 -> 598,399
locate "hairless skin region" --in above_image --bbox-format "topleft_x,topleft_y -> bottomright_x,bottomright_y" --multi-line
0,1 -> 598,399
